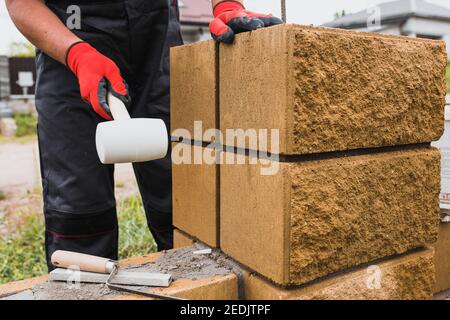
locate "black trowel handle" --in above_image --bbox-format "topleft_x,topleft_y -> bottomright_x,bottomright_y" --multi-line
51,250 -> 118,274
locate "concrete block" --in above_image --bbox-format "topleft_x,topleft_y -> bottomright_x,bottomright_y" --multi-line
434,222 -> 450,293
0,118 -> 17,137
220,24 -> 447,155
174,229 -> 195,248
0,275 -> 48,298
112,274 -> 238,300
172,143 -> 220,247
244,248 -> 435,300
2,290 -> 34,300
171,40 -> 218,142
221,147 -> 440,285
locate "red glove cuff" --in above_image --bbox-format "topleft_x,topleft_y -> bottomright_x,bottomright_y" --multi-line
213,1 -> 245,17
66,42 -> 96,76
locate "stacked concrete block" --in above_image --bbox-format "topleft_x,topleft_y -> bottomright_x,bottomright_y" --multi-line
433,222 -> 450,294
170,24 -> 446,299
171,40 -> 218,143
173,229 -> 195,249
172,143 -> 220,247
170,40 -> 220,246
220,24 -> 446,154
221,148 -> 440,285
243,248 -> 435,300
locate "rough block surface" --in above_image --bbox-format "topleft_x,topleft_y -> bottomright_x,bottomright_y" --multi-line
220,24 -> 447,154
221,148 -> 440,285
244,248 -> 435,300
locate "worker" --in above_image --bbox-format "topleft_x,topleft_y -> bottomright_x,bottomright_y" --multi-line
6,0 -> 283,270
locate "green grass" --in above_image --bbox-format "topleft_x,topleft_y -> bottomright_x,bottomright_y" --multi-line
447,63 -> 450,93
117,196 -> 157,259
0,214 -> 46,284
0,190 -> 6,201
13,113 -> 38,138
0,196 -> 156,285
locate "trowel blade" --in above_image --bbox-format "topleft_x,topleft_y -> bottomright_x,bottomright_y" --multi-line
49,268 -> 172,287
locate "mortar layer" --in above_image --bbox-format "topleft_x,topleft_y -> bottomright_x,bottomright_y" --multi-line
30,245 -> 234,300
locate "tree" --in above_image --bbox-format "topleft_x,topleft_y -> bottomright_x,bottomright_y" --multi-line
334,10 -> 346,20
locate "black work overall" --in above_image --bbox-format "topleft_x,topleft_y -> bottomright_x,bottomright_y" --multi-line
36,0 -> 183,270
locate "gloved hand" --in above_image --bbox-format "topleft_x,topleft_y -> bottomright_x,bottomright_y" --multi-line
209,1 -> 283,43
66,41 -> 130,120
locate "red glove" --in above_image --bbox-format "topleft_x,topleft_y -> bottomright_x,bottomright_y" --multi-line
66,42 -> 130,120
209,1 -> 283,43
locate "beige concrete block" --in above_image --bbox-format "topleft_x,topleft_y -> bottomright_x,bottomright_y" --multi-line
434,222 -> 450,293
171,40 -> 218,141
172,143 -> 220,247
244,248 -> 435,300
174,229 -> 195,249
220,24 -> 447,154
221,148 -> 440,285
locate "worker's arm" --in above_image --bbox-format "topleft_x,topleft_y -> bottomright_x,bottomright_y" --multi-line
210,0 -> 283,43
6,0 -> 80,65
6,0 -> 129,120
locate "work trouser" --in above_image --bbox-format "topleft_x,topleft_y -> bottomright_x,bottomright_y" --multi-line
36,0 -> 183,270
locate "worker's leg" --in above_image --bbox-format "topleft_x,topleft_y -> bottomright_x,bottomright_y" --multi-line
35,50 -> 118,271
128,0 -> 183,251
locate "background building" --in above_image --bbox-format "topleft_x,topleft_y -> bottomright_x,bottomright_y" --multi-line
325,0 -> 450,58
179,0 -> 212,43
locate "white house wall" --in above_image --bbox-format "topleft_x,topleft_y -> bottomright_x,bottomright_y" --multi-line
401,17 -> 450,37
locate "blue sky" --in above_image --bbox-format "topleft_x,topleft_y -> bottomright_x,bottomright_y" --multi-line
1,0 -> 450,55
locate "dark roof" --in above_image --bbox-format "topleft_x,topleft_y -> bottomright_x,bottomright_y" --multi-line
179,0 -> 213,26
324,0 -> 450,28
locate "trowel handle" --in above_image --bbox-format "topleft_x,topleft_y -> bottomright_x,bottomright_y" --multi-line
51,250 -> 118,274
108,92 -> 131,121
